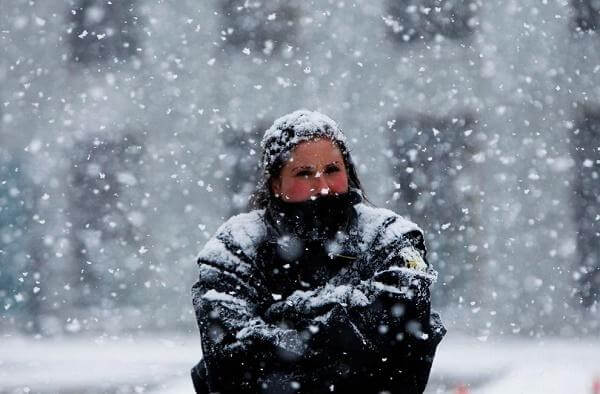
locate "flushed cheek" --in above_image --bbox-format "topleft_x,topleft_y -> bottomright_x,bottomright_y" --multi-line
281,179 -> 314,201
326,173 -> 349,194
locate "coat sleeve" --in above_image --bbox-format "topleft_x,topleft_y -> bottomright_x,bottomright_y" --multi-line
264,218 -> 446,393
191,232 -> 309,393
350,225 -> 446,393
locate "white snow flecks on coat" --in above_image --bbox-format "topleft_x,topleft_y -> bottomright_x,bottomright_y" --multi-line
221,209 -> 267,260
196,209 -> 267,268
235,322 -> 307,356
289,265 -> 434,313
194,200 -> 434,321
364,266 -> 437,303
201,289 -> 248,306
365,206 -> 440,282
376,209 -> 423,247
379,265 -> 438,285
379,243 -> 429,276
192,198 -> 444,392
353,203 -> 421,254
195,262 -> 261,303
396,246 -> 428,271
284,283 -> 371,311
197,238 -> 252,276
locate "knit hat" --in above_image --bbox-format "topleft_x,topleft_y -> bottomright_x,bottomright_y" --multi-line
260,109 -> 348,177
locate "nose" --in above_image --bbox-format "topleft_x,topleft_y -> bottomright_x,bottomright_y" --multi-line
316,174 -> 330,195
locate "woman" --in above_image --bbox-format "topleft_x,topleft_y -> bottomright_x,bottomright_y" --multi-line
191,109 -> 446,394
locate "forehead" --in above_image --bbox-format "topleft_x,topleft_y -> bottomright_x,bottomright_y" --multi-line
288,138 -> 343,162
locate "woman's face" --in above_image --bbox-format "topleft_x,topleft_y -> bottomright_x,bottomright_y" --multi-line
270,138 -> 349,202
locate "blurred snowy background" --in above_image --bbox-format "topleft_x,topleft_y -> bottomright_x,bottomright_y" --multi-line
1,0 -> 600,393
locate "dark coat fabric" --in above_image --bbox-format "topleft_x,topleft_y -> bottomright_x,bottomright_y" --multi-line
191,190 -> 446,394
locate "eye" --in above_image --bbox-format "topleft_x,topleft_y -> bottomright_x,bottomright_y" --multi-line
324,164 -> 340,174
295,170 -> 312,177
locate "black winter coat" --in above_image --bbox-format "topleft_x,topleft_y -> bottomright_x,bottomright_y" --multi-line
191,191 -> 446,393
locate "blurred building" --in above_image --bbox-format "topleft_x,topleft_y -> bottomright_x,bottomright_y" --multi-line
1,0 -> 599,336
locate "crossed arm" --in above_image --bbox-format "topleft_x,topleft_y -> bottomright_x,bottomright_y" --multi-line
263,231 -> 445,391
192,229 -> 445,393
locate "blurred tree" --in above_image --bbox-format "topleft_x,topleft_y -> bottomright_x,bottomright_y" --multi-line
384,0 -> 477,43
67,0 -> 141,65
66,134 -> 149,309
571,107 -> 600,307
571,0 -> 600,32
219,0 -> 300,55
387,114 -> 483,306
220,121 -> 267,216
0,152 -> 47,333
65,0 -> 151,321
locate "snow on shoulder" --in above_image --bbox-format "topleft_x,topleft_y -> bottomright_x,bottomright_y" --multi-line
353,203 -> 438,282
353,202 -> 423,251
196,209 -> 267,264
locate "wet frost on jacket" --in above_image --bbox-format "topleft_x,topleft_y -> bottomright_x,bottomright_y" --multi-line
191,197 -> 446,394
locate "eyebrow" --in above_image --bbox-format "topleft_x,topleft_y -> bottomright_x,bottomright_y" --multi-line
291,165 -> 315,173
291,161 -> 342,173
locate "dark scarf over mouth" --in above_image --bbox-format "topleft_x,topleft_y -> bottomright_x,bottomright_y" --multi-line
266,188 -> 363,242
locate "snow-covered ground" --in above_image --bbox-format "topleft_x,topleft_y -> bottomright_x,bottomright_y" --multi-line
0,333 -> 200,394
1,331 -> 599,393
429,332 -> 600,394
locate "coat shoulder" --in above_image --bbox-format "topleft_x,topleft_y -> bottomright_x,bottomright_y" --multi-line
216,209 -> 268,251
354,203 -> 438,279
196,209 -> 268,273
353,203 -> 423,249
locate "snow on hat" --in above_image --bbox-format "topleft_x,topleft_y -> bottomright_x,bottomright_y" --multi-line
260,109 -> 347,176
